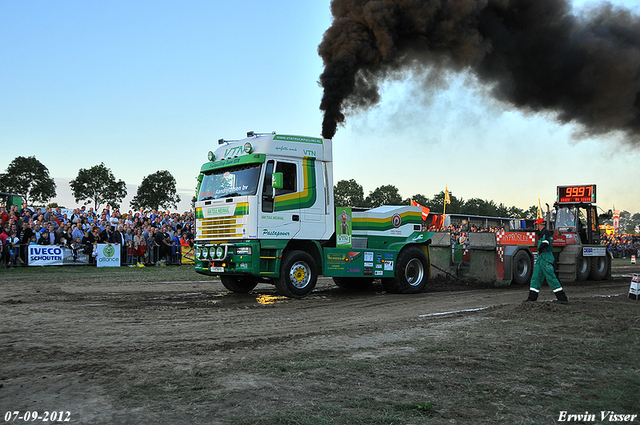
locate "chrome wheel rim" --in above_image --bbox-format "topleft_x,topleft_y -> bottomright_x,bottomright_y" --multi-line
289,261 -> 311,289
405,258 -> 424,286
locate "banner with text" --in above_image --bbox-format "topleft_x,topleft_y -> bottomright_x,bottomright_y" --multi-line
27,245 -> 90,266
96,243 -> 121,267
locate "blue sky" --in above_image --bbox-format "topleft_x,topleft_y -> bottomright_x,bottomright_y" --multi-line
1,0 -> 639,215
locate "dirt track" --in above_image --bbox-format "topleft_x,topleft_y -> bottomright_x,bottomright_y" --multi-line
1,264 -> 639,424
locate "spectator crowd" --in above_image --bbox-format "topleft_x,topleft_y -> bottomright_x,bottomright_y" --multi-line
423,220 -> 504,245
425,220 -> 640,258
2,203 -> 639,268
1,203 -> 195,268
602,233 -> 640,259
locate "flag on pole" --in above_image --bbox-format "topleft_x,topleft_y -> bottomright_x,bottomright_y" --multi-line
411,199 -> 430,220
537,196 -> 542,219
443,185 -> 451,216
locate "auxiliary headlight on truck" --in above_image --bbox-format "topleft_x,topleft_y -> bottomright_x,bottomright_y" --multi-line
236,247 -> 251,255
215,246 -> 224,258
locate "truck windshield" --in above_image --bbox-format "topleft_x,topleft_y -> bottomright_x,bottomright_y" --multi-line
555,207 -> 577,230
198,164 -> 262,201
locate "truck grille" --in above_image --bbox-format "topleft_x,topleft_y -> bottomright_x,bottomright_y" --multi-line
197,216 -> 244,240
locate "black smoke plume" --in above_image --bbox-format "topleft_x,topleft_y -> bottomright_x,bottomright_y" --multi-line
318,0 -> 640,142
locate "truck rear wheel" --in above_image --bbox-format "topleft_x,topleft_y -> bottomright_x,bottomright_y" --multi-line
220,276 -> 258,293
512,250 -> 532,285
589,255 -> 610,281
382,247 -> 429,294
576,253 -> 590,281
274,250 -> 318,298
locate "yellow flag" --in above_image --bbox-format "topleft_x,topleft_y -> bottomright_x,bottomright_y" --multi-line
444,185 -> 451,205
537,196 -> 542,219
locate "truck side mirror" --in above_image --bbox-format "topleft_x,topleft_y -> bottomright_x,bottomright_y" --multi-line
272,172 -> 283,190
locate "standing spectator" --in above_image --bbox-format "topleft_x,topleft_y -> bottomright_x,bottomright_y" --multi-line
85,227 -> 100,264
20,221 -> 34,266
98,224 -> 114,244
81,229 -> 94,257
38,230 -> 51,245
72,219 -> 84,241
133,228 -> 147,265
0,226 -> 9,267
145,226 -> 156,264
171,229 -> 181,264
43,206 -> 52,222
154,227 -> 170,264
20,203 -> 31,217
9,230 -> 21,266
0,205 -> 8,226
112,225 -> 127,265
71,236 -> 82,262
47,224 -> 57,245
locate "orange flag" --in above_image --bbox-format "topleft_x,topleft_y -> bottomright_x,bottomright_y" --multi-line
411,199 -> 430,219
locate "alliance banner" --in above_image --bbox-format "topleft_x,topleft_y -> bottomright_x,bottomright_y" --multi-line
96,243 -> 121,267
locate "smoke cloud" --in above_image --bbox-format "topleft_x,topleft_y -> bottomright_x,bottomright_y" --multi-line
318,0 -> 640,143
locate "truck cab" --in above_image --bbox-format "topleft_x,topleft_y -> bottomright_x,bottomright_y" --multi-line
194,132 -> 336,294
193,132 -> 434,298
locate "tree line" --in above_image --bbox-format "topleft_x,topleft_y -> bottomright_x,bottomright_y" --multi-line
2,157 -> 638,233
0,156 -> 181,212
334,178 -> 537,218
335,179 -> 640,234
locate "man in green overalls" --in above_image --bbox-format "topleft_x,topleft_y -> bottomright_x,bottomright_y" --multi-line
524,218 -> 569,303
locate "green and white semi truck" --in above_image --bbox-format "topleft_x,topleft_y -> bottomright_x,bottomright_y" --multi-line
193,132 -> 435,298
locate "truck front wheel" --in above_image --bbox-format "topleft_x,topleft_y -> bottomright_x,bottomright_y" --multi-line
220,276 -> 258,293
274,250 -> 318,298
383,247 -> 429,294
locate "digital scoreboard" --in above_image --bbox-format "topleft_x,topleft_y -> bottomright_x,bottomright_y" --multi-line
557,184 -> 596,204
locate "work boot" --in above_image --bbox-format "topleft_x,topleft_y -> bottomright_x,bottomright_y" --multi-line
523,290 -> 538,302
553,290 -> 569,304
